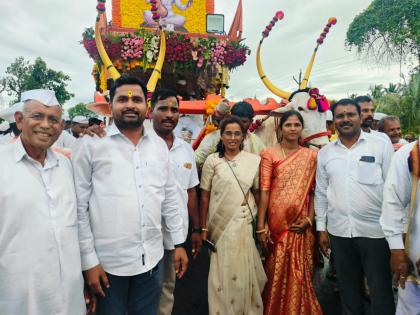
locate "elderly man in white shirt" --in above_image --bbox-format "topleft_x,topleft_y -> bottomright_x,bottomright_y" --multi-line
377,115 -> 408,151
0,89 -> 85,315
73,76 -> 188,315
150,89 -> 201,315
381,138 -> 420,314
315,98 -> 395,315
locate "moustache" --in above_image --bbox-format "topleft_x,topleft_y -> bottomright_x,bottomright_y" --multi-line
339,122 -> 353,127
162,119 -> 175,124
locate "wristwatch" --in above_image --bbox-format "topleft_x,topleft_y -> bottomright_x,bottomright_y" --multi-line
174,243 -> 185,249
191,227 -> 202,234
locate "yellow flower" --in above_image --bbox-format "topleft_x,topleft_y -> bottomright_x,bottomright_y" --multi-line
118,0 -> 208,34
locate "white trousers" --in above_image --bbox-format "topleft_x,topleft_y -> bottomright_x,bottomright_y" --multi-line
158,250 -> 176,315
396,281 -> 420,315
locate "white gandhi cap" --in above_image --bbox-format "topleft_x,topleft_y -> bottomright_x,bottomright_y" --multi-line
21,89 -> 60,107
72,115 -> 89,124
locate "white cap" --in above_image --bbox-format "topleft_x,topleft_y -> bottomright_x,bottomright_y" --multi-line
326,110 -> 333,121
0,121 -> 10,132
21,89 -> 60,107
0,102 -> 24,123
374,112 -> 387,121
72,115 -> 89,124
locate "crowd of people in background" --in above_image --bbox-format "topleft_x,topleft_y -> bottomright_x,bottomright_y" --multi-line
0,75 -> 419,315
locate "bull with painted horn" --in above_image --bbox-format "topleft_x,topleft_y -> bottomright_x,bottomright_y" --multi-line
256,11 -> 337,149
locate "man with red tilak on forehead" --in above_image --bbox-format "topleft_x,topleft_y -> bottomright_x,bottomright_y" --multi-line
73,76 -> 188,315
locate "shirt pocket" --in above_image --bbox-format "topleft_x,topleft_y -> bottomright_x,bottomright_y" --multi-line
177,166 -> 192,190
356,161 -> 382,185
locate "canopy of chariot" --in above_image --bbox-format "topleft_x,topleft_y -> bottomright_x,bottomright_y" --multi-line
82,0 -> 284,116
82,0 -> 337,148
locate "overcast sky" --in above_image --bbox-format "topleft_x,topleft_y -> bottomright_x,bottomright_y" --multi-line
0,0 -> 408,108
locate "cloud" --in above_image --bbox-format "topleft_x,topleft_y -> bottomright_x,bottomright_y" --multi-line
0,0 -> 408,108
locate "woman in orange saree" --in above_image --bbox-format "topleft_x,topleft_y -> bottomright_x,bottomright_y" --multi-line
257,110 -> 322,315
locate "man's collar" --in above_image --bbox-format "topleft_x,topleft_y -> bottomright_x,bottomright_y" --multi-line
336,130 -> 367,147
172,132 -> 183,150
13,137 -> 59,168
106,123 -> 150,138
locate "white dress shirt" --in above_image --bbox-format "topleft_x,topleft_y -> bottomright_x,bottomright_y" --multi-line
0,139 -> 85,315
54,130 -> 76,149
380,141 -> 420,278
315,131 -> 394,238
371,129 -> 392,143
0,133 -> 17,145
73,123 -> 184,276
162,133 -> 199,249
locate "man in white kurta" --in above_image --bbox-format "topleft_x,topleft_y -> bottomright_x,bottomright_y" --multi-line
0,89 -> 85,315
381,139 -> 420,315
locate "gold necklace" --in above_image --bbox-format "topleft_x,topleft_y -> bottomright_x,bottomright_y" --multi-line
280,145 -> 286,158
280,143 -> 299,157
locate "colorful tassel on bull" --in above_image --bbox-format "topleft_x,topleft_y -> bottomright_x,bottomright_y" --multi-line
306,88 -> 330,112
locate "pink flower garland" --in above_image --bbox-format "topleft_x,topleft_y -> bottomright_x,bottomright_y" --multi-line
121,35 -> 144,60
210,42 -> 226,65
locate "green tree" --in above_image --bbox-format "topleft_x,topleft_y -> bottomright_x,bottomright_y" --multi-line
374,71 -> 420,133
68,103 -> 97,120
369,84 -> 385,99
0,57 -> 74,104
346,0 -> 420,65
384,82 -> 401,94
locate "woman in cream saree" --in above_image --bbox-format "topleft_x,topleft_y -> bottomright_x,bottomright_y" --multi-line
200,116 -> 267,315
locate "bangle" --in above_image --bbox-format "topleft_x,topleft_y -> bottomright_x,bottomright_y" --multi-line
305,217 -> 313,227
256,229 -> 267,234
201,228 -> 208,232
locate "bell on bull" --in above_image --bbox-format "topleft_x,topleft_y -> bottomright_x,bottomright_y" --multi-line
256,12 -> 337,149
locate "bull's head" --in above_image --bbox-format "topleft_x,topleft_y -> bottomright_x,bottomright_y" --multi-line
272,89 -> 330,148
257,12 -> 337,148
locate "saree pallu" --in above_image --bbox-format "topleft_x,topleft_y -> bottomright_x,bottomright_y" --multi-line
200,151 -> 267,315
260,147 -> 322,315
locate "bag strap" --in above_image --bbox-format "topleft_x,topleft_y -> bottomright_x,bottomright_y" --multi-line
225,158 -> 256,225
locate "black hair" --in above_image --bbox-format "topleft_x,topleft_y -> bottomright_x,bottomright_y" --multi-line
109,75 -> 148,103
279,110 -> 304,129
88,117 -> 103,126
216,116 -> 246,158
151,89 -> 179,108
230,101 -> 254,120
9,122 -> 21,137
354,95 -> 372,105
331,98 -> 361,116
377,115 -> 399,132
